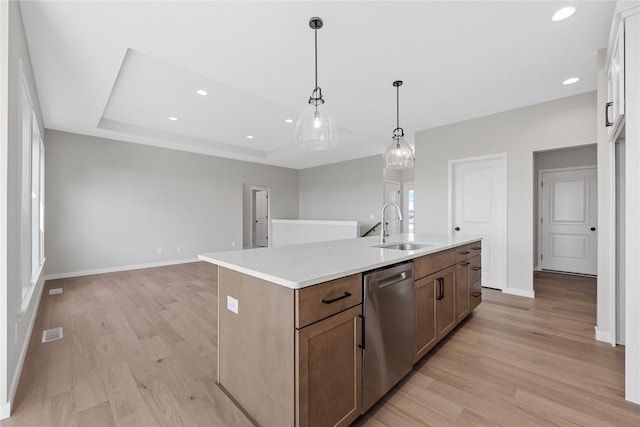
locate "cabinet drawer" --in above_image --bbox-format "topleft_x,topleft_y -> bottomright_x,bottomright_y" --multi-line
470,280 -> 481,311
469,241 -> 482,256
456,244 -> 474,262
296,274 -> 362,328
469,255 -> 482,284
415,249 -> 456,279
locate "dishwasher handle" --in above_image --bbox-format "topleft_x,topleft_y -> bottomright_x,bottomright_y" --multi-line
368,272 -> 408,292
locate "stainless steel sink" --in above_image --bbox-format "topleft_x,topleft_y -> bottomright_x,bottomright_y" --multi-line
374,243 -> 431,251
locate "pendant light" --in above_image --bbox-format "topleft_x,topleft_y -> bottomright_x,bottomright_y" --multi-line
384,80 -> 414,169
295,17 -> 337,150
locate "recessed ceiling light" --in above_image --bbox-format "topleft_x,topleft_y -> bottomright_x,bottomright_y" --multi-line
285,119 -> 294,123
246,135 -> 254,139
196,89 -> 208,96
168,116 -> 178,121
562,77 -> 580,85
552,6 -> 576,22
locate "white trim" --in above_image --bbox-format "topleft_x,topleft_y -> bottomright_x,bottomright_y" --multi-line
43,258 -> 199,281
0,0 -> 9,413
0,402 -> 9,420
7,275 -> 45,417
594,326 -> 614,345
609,140 -> 617,347
502,287 -> 535,299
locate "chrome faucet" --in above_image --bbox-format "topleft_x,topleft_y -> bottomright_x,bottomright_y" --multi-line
381,202 -> 403,244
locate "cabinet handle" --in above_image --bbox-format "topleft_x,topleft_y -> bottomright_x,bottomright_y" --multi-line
358,314 -> 365,349
472,291 -> 481,297
606,101 -> 613,127
471,267 -> 481,271
471,247 -> 481,251
322,292 -> 352,304
459,251 -> 470,255
436,278 -> 445,300
460,262 -> 470,267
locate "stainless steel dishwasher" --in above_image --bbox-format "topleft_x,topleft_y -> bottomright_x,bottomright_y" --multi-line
362,261 -> 414,412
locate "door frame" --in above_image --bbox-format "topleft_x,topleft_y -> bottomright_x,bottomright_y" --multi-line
402,181 -> 415,233
536,165 -> 597,273
249,185 -> 270,248
448,152 -> 507,291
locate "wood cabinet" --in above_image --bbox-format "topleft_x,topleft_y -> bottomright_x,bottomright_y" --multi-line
414,241 -> 481,363
455,260 -> 470,321
435,266 -> 456,338
414,275 -> 437,361
606,20 -> 625,138
296,305 -> 362,427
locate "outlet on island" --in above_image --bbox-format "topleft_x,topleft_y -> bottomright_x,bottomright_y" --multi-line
227,295 -> 239,314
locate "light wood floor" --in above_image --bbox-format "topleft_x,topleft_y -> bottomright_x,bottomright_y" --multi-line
2,265 -> 638,426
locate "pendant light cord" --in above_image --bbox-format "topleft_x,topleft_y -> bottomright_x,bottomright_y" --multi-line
396,84 -> 400,132
314,28 -> 318,91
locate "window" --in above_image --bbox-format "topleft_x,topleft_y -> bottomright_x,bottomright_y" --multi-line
403,182 -> 415,234
31,116 -> 44,279
21,74 -> 45,304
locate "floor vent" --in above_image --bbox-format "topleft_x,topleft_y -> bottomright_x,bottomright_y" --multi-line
48,288 -> 63,295
41,327 -> 63,343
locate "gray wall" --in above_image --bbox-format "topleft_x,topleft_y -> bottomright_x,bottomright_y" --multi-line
1,1 -> 47,411
533,144 -> 597,267
44,130 -> 299,276
415,91 -> 597,296
298,155 -> 384,235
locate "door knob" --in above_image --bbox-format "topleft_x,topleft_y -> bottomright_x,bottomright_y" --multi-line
454,227 -> 460,231
590,227 -> 596,231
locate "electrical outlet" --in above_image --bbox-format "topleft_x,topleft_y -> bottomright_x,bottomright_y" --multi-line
227,296 -> 239,314
231,241 -> 236,248
369,214 -> 375,220
157,247 -> 162,255
176,246 -> 182,253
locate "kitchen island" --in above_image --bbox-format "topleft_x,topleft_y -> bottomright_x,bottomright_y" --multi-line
199,234 -> 482,427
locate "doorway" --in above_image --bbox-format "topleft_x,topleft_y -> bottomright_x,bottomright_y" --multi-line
449,154 -> 507,291
402,182 -> 415,233
538,166 -> 597,275
251,187 -> 269,248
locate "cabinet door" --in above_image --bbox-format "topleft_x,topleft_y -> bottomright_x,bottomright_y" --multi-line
436,267 -> 457,339
296,305 -> 362,427
455,261 -> 470,321
607,22 -> 625,136
414,276 -> 437,362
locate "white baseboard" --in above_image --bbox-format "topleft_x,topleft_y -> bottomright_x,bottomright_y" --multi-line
0,401 -> 10,420
502,287 -> 535,298
594,326 -> 614,345
43,258 -> 199,281
4,273 -> 46,420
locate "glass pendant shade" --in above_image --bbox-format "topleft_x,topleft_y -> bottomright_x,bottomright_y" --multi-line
384,80 -> 414,169
384,136 -> 415,169
295,104 -> 337,150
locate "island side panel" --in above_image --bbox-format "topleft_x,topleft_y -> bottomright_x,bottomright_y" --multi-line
218,267 -> 295,426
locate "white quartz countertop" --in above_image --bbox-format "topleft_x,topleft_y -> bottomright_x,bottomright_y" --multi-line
198,234 -> 481,289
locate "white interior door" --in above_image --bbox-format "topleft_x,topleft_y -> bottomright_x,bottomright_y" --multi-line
540,167 -> 597,275
451,155 -> 507,290
384,181 -> 401,235
253,190 -> 269,247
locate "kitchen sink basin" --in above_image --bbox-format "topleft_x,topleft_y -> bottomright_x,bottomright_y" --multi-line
374,243 -> 431,251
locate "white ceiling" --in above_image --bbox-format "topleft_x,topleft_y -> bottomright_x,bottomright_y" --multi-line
20,1 -> 615,169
